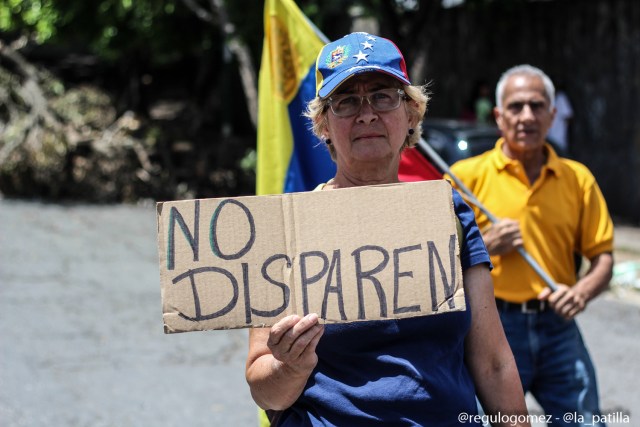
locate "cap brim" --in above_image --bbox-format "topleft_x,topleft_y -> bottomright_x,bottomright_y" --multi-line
318,65 -> 411,99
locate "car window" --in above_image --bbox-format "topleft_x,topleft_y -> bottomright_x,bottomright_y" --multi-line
424,129 -> 450,152
466,136 -> 497,157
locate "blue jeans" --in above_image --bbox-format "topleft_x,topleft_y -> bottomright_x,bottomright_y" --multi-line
497,306 -> 605,427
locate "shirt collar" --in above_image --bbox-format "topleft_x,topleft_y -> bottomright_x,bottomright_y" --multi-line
491,138 -> 562,177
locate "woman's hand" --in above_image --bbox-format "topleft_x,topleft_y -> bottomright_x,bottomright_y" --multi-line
268,313 -> 325,375
246,313 -> 324,410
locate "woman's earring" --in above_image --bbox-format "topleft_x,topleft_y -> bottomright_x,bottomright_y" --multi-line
408,128 -> 415,135
325,139 -> 332,145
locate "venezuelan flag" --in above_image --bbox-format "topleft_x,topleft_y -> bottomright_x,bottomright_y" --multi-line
256,0 -> 336,195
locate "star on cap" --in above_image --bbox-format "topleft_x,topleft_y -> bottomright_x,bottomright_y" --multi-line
361,41 -> 373,50
353,50 -> 369,63
366,35 -> 376,41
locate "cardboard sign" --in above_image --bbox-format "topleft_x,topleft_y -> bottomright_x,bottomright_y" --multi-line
156,180 -> 465,333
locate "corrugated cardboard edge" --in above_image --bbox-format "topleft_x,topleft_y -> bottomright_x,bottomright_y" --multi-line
156,202 -> 175,334
157,181 -> 466,332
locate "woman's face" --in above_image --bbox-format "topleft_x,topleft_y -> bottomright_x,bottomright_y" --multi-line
323,73 -> 413,172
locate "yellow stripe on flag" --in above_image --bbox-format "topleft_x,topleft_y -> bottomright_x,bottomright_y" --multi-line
256,0 -> 328,195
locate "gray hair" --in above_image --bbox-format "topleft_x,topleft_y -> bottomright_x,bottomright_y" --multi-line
495,64 -> 555,111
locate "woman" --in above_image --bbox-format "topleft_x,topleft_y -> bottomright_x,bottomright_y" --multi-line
246,32 -> 530,427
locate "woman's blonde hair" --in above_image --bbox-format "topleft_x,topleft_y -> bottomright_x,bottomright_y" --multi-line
305,84 -> 430,160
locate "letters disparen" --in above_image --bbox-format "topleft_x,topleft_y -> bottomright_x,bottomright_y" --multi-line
156,180 -> 465,333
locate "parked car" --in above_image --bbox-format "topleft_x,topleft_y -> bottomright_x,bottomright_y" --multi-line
418,118 -> 501,166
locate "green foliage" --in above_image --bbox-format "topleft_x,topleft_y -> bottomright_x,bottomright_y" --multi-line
0,0 -> 60,42
0,0 -> 426,74
0,0 -> 218,64
55,0 -> 217,64
239,148 -> 257,175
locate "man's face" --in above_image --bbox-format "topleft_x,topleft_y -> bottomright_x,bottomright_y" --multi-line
495,74 -> 555,156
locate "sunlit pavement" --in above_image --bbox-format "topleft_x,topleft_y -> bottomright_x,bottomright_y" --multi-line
1,199 -> 638,427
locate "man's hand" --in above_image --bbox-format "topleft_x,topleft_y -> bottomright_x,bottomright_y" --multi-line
483,219 -> 524,256
538,285 -> 587,319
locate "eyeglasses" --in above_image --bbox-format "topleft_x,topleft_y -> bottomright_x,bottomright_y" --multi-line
327,88 -> 407,117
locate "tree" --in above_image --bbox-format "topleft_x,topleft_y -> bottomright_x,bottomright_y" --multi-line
0,0 -> 638,221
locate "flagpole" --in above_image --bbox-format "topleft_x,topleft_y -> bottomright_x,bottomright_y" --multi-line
417,137 -> 558,292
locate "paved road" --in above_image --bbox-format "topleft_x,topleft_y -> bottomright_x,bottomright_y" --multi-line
1,200 -> 638,427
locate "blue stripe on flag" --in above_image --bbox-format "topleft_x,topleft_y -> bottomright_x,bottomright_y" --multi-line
284,66 -> 336,193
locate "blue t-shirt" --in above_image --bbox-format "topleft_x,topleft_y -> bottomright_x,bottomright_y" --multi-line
277,188 -> 490,426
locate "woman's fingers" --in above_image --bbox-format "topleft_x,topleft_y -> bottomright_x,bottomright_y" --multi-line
268,313 -> 323,364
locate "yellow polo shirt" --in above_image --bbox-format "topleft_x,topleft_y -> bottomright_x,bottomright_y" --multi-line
447,139 -> 614,302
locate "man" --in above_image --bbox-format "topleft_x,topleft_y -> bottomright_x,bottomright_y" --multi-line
448,65 -> 614,426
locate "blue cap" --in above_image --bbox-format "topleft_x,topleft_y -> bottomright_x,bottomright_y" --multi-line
315,32 -> 411,99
